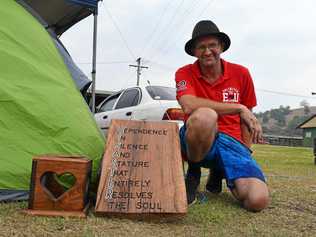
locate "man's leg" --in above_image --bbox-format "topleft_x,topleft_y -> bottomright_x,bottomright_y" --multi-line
185,108 -> 218,162
185,162 -> 201,204
206,167 -> 223,194
184,108 -> 218,204
231,178 -> 269,212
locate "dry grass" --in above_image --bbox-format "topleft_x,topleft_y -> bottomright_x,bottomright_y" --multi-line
1,144 -> 316,237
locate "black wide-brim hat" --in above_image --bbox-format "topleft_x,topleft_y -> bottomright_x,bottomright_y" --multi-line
185,20 -> 231,56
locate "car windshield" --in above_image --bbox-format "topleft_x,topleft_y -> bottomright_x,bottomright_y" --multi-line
146,86 -> 176,100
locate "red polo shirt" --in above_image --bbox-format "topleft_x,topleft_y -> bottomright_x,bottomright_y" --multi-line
175,59 -> 257,142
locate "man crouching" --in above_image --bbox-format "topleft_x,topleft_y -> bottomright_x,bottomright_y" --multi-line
175,20 -> 269,211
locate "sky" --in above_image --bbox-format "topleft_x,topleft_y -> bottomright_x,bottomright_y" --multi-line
61,0 -> 316,112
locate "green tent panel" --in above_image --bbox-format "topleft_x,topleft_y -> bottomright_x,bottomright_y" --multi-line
0,0 -> 105,199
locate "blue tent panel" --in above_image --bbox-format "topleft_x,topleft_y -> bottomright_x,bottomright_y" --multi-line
18,0 -> 95,35
67,0 -> 98,8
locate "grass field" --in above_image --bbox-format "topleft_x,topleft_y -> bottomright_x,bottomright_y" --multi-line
1,145 -> 316,237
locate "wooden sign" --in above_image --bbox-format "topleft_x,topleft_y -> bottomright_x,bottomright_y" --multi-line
95,119 -> 187,217
24,155 -> 92,218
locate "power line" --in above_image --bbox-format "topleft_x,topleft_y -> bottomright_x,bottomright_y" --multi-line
146,0 -> 185,59
178,0 -> 201,20
77,61 -> 132,65
103,4 -> 136,60
196,0 -> 216,18
157,0 -> 201,48
146,59 -> 177,72
140,1 -> 174,57
151,0 -> 217,61
257,88 -> 316,99
162,0 -> 216,53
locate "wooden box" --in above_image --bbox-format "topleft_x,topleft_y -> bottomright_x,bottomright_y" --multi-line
95,119 -> 187,218
24,155 -> 92,218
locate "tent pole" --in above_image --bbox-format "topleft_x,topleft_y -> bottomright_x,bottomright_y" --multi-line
91,7 -> 98,113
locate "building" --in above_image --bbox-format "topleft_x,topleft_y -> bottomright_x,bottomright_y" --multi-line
262,134 -> 303,147
297,114 -> 316,147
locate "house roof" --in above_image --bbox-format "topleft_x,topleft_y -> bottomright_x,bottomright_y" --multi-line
297,114 -> 316,129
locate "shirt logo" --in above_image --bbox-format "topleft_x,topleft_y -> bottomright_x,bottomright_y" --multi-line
222,87 -> 239,103
176,80 -> 187,92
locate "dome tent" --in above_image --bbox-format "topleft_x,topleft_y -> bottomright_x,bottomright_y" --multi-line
18,0 -> 98,92
0,0 -> 104,201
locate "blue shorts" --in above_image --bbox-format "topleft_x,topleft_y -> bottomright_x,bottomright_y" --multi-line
179,125 -> 266,189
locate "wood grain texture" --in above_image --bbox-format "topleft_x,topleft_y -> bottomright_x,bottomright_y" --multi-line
26,155 -> 91,217
95,119 -> 187,217
23,203 -> 89,218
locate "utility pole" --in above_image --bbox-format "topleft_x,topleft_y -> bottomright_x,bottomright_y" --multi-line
129,57 -> 148,86
311,92 -> 316,164
314,138 -> 316,165
90,6 -> 98,114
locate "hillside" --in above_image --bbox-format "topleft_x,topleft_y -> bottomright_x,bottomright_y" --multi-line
255,106 -> 316,137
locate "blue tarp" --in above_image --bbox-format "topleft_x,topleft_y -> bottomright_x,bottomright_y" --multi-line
67,0 -> 98,8
18,0 -> 98,35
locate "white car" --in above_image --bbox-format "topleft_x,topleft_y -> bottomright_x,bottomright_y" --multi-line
94,85 -> 184,137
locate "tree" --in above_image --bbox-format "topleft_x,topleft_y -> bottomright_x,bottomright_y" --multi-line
262,112 -> 269,123
300,100 -> 311,115
270,106 -> 287,126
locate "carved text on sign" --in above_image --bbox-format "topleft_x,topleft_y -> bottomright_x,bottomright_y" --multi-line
95,120 -> 187,217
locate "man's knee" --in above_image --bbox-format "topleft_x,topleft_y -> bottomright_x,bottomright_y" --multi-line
184,108 -> 217,163
185,108 -> 218,145
186,108 -> 218,133
234,178 -> 269,212
245,191 -> 269,212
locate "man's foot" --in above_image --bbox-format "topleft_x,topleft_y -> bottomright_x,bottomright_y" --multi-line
206,169 -> 223,194
185,174 -> 200,205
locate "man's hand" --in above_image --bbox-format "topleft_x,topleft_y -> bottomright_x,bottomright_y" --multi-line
239,105 -> 263,144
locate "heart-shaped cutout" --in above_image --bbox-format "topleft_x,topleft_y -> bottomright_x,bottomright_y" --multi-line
40,171 -> 76,201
